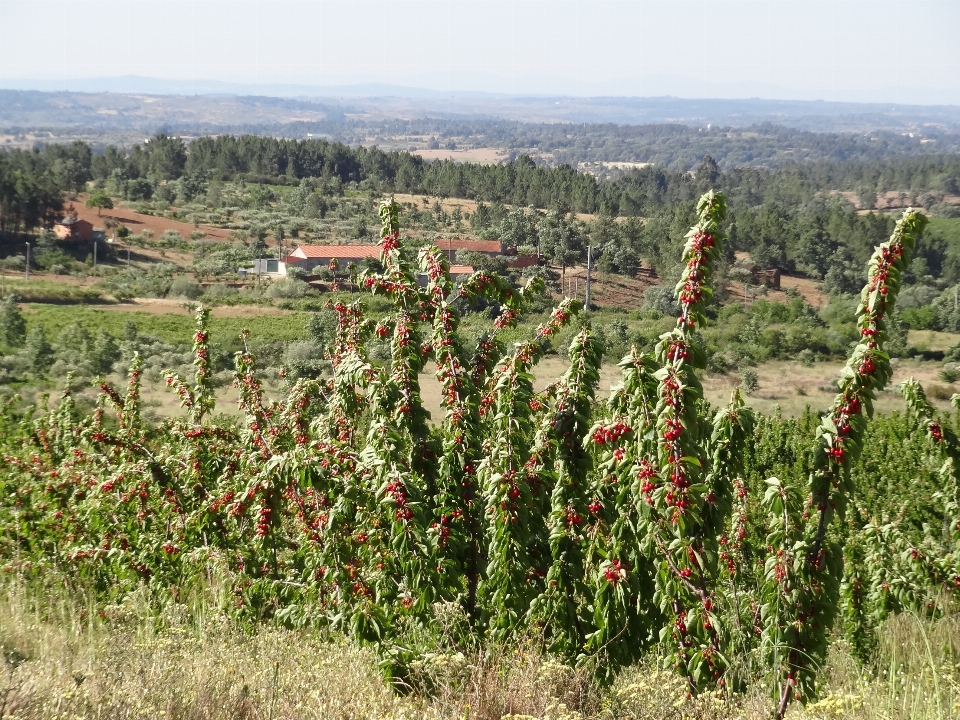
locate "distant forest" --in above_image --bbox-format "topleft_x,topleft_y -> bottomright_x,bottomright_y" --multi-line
3,134 -> 960,299
327,119 -> 960,172
3,134 -> 960,222
4,120 -> 959,173
4,89 -> 960,172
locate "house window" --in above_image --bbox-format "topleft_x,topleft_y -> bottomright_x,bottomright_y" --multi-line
266,259 -> 279,273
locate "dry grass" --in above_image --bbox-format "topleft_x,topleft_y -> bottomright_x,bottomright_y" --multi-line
701,357 -> 958,417
1,582 -> 959,720
418,356 -> 956,422
410,147 -> 509,164
0,585 -> 421,720
907,330 -> 960,353
389,193 -> 482,216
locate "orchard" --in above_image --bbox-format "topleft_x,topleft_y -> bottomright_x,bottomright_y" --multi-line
0,193 -> 953,719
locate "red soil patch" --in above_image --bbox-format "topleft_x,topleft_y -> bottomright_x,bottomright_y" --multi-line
767,275 -> 828,308
552,265 -> 660,309
69,196 -> 232,242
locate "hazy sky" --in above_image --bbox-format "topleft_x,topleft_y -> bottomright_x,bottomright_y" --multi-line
1,0 -> 959,104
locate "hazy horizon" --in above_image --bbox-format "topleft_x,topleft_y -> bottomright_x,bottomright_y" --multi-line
2,0 -> 959,106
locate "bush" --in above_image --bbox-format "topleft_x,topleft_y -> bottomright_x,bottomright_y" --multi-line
939,365 -> 960,383
739,367 -> 759,394
23,325 -> 54,375
926,383 -> 954,400
899,285 -> 939,309
0,297 -> 27,347
282,340 -> 328,378
159,230 -> 183,247
643,285 -> 679,316
125,178 -> 154,201
265,279 -> 309,299
931,203 -> 960,218
202,284 -> 240,303
285,266 -> 310,281
169,276 -> 203,300
900,305 -> 940,330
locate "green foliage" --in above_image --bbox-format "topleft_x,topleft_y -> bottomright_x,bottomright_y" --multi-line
0,296 -> 26,347
85,189 -> 114,215
22,324 -> 53,375
0,200 -> 953,720
169,276 -> 203,300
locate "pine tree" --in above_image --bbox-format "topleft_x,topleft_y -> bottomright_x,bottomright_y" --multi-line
90,330 -> 120,375
24,325 -> 54,375
0,297 -> 27,348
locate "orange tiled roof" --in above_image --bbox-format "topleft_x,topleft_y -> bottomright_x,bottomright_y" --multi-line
292,241 -> 504,259
434,239 -> 503,253
292,244 -> 382,259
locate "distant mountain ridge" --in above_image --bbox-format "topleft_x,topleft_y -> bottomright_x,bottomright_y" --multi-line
0,76 -> 494,99
3,85 -> 960,134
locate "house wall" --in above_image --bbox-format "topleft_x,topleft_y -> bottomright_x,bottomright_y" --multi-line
53,220 -> 93,241
248,258 -> 287,276
290,256 -> 370,272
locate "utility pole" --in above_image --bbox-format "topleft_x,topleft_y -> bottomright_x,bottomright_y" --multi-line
24,242 -> 30,281
744,282 -> 749,312
93,239 -> 97,269
584,245 -> 592,311
108,238 -> 131,267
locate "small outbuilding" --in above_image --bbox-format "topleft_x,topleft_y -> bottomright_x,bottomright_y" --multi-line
752,267 -> 781,290
53,217 -> 94,241
243,257 -> 290,277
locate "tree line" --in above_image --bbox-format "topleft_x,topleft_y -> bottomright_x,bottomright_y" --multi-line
3,135 -> 960,292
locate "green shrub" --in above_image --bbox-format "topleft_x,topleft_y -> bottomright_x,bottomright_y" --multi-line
169,276 -> 203,300
900,305 -> 940,330
0,297 -> 27,348
739,366 -> 759,394
265,278 -> 309,299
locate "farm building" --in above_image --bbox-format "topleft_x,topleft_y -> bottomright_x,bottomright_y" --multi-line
424,264 -> 475,284
435,239 -> 538,269
753,267 -> 781,289
242,257 -> 290,277
287,244 -> 382,272
731,258 -> 782,290
284,243 -> 478,282
433,239 -> 506,257
288,241 -> 510,272
53,217 -> 93,241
